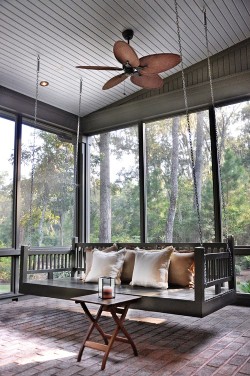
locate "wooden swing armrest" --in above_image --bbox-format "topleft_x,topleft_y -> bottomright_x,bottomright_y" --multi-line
19,245 -> 74,283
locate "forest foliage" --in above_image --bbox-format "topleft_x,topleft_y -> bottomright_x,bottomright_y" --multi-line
0,103 -> 249,247
90,103 -> 250,246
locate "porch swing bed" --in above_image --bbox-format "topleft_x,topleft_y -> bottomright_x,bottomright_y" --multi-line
19,237 -> 236,318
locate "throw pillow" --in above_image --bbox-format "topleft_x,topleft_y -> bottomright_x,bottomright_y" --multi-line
85,248 -> 126,284
121,247 -> 169,284
121,249 -> 136,283
130,246 -> 174,289
85,244 -> 118,277
168,251 -> 195,287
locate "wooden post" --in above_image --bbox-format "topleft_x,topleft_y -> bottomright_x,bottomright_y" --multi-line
194,247 -> 205,304
228,235 -> 236,291
19,245 -> 29,284
11,255 -> 20,294
71,236 -> 78,278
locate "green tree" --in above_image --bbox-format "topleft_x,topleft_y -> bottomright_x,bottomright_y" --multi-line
217,102 -> 250,244
90,127 -> 140,242
0,173 -> 12,247
20,130 -> 74,246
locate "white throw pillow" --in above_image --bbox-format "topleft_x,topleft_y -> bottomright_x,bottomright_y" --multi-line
130,247 -> 174,289
85,248 -> 126,284
85,244 -> 118,277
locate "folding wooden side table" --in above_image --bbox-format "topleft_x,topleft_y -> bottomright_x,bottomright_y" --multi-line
72,293 -> 141,370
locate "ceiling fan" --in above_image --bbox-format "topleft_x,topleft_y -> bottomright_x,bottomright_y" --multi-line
76,29 -> 181,90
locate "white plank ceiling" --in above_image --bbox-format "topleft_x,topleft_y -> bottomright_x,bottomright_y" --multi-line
0,0 -> 250,117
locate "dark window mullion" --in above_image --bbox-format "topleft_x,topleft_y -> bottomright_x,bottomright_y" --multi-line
77,137 -> 88,243
138,122 -> 147,243
209,106 -> 222,242
84,137 -> 91,243
13,114 -> 22,249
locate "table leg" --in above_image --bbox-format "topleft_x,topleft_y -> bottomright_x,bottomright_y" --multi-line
101,304 -> 138,370
77,303 -> 108,362
110,305 -> 138,356
80,302 -> 109,344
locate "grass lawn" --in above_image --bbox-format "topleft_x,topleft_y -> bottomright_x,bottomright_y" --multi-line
0,284 -> 11,294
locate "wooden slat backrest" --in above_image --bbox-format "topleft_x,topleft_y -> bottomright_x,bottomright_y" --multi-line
20,246 -> 74,279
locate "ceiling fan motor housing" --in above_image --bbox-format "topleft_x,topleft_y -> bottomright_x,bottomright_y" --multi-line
123,63 -> 135,75
122,29 -> 134,42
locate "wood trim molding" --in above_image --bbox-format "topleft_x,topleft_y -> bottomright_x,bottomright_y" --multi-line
0,86 -> 78,132
81,71 -> 250,135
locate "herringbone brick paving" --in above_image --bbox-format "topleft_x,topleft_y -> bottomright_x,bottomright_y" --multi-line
0,297 -> 249,375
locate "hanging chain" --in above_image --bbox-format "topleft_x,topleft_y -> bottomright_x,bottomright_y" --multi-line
174,0 -> 203,245
73,78 -> 82,236
203,9 -> 232,271
203,10 -> 215,107
28,55 -> 40,246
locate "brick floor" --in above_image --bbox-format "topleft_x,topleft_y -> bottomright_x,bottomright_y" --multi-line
0,297 -> 249,375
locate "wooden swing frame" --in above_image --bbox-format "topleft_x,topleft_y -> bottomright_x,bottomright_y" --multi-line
19,237 -> 236,318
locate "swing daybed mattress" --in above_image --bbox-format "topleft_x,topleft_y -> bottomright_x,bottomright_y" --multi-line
19,276 -> 234,317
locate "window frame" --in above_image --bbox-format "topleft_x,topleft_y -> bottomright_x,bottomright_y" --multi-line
0,111 -> 80,298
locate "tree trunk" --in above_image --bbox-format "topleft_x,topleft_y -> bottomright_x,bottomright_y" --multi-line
59,212 -> 64,246
194,112 -> 204,209
165,117 -> 179,242
99,133 -> 111,242
38,182 -> 49,247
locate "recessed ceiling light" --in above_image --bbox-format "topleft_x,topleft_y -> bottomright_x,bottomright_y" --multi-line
40,81 -> 49,87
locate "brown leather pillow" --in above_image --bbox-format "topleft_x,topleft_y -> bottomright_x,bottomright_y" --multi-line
168,251 -> 194,287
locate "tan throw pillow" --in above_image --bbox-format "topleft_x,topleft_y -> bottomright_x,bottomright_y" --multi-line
168,251 -> 195,287
85,249 -> 126,284
121,249 -> 136,283
130,246 -> 174,289
85,244 -> 118,277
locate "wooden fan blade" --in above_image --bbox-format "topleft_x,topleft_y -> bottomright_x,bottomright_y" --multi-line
139,53 -> 181,74
113,41 -> 139,67
102,74 -> 127,90
76,65 -> 123,71
130,74 -> 163,89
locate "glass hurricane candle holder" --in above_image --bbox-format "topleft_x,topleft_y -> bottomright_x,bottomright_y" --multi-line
98,277 -> 115,299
